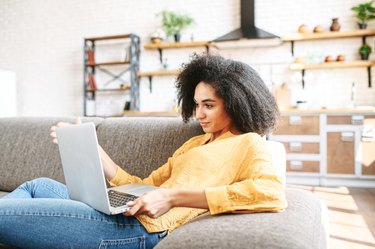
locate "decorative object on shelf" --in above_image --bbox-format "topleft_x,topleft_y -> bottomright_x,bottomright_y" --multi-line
336,54 -> 345,61
351,1 -> 375,29
273,82 -> 292,111
330,18 -> 341,32
86,48 -> 95,65
359,43 -> 372,60
293,57 -> 303,64
87,73 -> 97,91
159,10 -> 194,42
298,24 -> 309,33
324,55 -> 334,62
313,25 -> 324,33
149,29 -> 166,44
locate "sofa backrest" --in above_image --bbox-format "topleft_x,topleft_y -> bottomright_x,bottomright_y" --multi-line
0,117 -> 286,192
0,117 -> 103,191
97,117 -> 204,179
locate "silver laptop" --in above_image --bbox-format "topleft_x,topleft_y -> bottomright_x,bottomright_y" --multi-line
56,122 -> 157,215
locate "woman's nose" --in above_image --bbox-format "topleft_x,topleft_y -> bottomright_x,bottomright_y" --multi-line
195,106 -> 205,119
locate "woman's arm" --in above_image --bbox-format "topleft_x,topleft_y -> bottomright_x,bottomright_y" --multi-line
125,188 -> 208,218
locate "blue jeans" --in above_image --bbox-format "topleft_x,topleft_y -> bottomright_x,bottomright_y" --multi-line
0,177 -> 167,249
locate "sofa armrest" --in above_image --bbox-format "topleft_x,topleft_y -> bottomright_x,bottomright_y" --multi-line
155,188 -> 328,249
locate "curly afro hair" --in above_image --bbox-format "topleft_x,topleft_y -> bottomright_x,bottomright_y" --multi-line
175,53 -> 279,136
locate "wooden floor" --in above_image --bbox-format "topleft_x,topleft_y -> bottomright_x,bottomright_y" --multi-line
289,185 -> 375,249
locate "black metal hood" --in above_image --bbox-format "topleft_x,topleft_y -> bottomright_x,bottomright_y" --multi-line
213,0 -> 280,47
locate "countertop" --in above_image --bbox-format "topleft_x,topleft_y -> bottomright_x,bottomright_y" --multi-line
280,107 -> 375,115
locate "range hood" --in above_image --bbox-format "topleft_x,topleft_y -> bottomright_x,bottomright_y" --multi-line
211,0 -> 281,48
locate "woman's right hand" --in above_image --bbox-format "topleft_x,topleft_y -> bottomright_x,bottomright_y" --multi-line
49,117 -> 81,144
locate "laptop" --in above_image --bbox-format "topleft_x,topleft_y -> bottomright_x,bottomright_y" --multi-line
55,122 -> 157,215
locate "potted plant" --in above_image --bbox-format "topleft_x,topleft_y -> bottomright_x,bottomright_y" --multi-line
351,1 -> 375,29
160,10 -> 194,42
359,43 -> 372,60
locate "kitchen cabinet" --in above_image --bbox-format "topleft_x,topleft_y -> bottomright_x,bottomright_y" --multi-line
269,110 -> 375,187
326,131 -> 355,174
361,115 -> 375,175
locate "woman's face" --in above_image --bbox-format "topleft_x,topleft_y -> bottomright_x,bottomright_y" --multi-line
194,81 -> 236,141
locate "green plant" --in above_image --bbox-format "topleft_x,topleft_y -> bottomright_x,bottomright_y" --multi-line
159,10 -> 194,36
351,1 -> 375,24
359,43 -> 372,54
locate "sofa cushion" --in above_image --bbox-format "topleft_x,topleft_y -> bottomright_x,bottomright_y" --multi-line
155,188 -> 328,249
0,117 -> 102,192
97,117 -> 204,179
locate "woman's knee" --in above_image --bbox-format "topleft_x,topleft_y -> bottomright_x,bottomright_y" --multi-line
24,177 -> 68,199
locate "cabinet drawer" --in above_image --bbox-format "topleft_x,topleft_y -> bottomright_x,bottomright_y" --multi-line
274,116 -> 319,135
327,132 -> 355,174
327,115 -> 364,125
282,142 -> 320,154
287,160 -> 320,173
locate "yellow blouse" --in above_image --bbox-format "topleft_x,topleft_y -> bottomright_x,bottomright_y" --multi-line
109,131 -> 287,233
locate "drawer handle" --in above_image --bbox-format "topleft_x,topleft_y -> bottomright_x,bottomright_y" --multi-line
289,116 -> 302,125
352,115 -> 364,125
290,161 -> 303,170
341,132 -> 354,142
289,142 -> 302,152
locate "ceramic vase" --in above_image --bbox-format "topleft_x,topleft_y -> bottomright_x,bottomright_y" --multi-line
330,18 -> 341,32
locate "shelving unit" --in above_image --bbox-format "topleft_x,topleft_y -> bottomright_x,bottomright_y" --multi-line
83,33 -> 140,116
283,30 -> 375,88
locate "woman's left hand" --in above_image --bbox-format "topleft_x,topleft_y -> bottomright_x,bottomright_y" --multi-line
125,188 -> 174,218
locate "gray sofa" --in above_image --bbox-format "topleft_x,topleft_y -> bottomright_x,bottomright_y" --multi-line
0,117 -> 329,249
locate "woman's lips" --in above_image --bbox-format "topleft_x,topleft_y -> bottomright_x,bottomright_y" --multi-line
200,122 -> 209,126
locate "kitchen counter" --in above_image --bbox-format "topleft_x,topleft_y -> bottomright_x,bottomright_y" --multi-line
280,107 -> 375,114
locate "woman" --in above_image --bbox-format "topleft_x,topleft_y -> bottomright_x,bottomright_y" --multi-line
0,54 -> 287,248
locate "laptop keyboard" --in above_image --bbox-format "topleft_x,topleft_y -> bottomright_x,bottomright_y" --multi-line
108,190 -> 138,208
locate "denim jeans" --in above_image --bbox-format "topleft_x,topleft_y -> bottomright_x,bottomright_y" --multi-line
0,177 -> 167,249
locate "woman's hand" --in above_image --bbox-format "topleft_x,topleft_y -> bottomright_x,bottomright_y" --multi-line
50,117 -> 81,144
125,188 -> 174,218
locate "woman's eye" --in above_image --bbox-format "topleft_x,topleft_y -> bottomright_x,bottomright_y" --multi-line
206,104 -> 213,109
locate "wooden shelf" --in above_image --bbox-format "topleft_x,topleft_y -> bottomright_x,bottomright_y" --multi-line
144,41 -> 211,64
144,41 -> 210,49
123,111 -> 180,117
137,69 -> 180,93
289,60 -> 375,70
283,30 -> 375,42
290,60 -> 374,88
137,69 -> 180,77
85,34 -> 132,41
86,86 -> 130,93
86,61 -> 130,67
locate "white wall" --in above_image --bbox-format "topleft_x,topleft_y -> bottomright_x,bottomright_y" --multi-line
0,0 -> 374,116
0,69 -> 16,116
